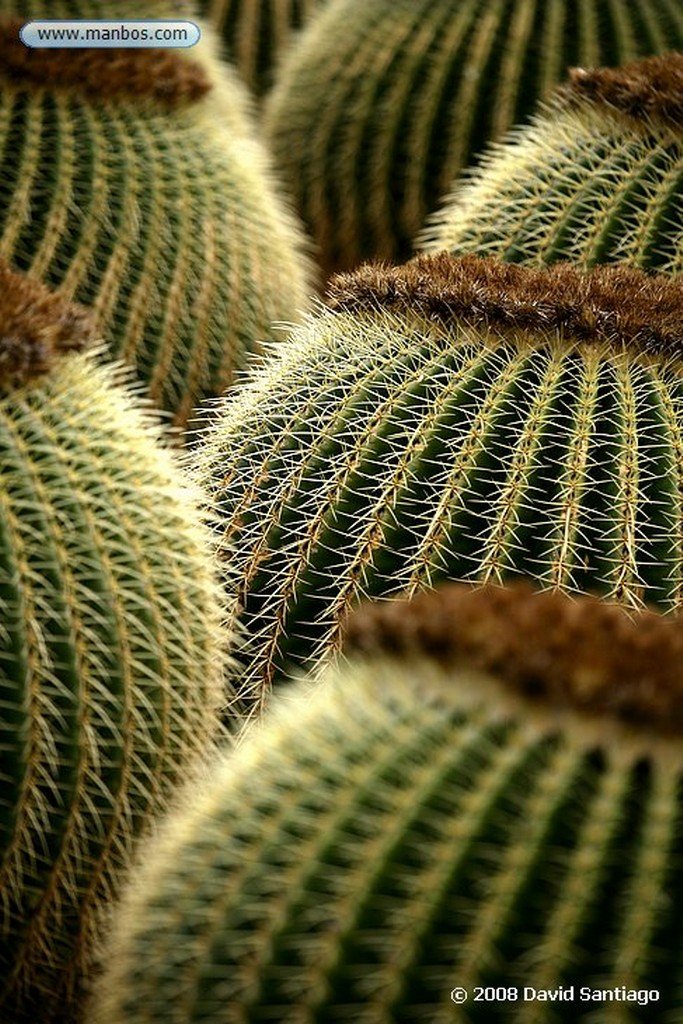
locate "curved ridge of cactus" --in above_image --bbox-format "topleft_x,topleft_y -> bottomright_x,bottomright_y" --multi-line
419,53 -> 683,275
263,0 -> 683,275
191,253 -> 683,725
200,0 -> 323,97
0,261 -> 227,1023
0,1 -> 314,430
89,581 -> 683,1024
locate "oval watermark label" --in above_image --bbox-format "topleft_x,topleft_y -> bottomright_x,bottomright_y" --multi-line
20,20 -> 201,49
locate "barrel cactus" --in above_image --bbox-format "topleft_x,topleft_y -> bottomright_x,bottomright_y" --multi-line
200,0 -> 323,96
0,261 -> 227,1023
419,53 -> 683,275
89,581 -> 683,1023
0,0 -> 313,430
192,253 -> 683,724
263,0 -> 683,275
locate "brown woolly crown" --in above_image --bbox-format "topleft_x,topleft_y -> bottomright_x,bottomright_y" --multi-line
0,17 -> 211,107
0,261 -> 95,390
561,52 -> 683,131
326,254 -> 683,360
342,582 -> 683,736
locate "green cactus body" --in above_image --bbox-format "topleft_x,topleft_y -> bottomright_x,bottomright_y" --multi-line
418,54 -> 683,274
0,264 -> 226,1022
89,584 -> 683,1023
192,255 -> 683,722
200,0 -> 323,96
263,0 -> 683,275
0,1 -> 313,430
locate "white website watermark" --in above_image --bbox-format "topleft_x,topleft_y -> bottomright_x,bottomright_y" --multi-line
450,985 -> 660,1006
20,20 -> 201,48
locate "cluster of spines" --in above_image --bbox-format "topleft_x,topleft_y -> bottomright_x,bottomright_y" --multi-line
88,582 -> 683,1023
0,262 -> 226,1022
263,0 -> 683,273
192,254 -> 683,723
0,3 -> 313,429
419,53 -> 683,275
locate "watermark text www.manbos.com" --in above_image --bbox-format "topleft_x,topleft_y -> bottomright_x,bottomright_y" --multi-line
450,985 -> 660,1006
19,20 -> 201,48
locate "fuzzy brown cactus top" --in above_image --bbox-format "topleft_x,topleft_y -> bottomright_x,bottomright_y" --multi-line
0,260 -> 94,389
561,52 -> 683,130
343,582 -> 683,735
327,254 -> 683,359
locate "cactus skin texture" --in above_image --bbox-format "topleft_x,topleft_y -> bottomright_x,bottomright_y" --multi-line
0,1 -> 313,430
419,54 -> 683,275
200,0 -> 323,96
0,263 -> 226,1023
89,583 -> 683,1024
263,0 -> 683,275
192,254 -> 683,725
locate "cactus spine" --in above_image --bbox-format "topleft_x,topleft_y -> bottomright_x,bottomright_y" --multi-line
263,0 -> 683,275
200,0 -> 323,96
0,1 -> 313,430
192,254 -> 683,724
419,54 -> 683,274
0,262 -> 226,1023
89,583 -> 683,1023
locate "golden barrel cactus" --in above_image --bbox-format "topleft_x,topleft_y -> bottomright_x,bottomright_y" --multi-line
420,53 -> 683,275
192,254 -> 683,724
264,0 -> 683,274
89,582 -> 683,1022
0,0 -> 313,429
0,261 -> 226,1023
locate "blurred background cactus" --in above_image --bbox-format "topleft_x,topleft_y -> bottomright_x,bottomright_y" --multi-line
89,582 -> 683,1023
263,0 -> 683,275
0,0 -> 313,430
419,53 -> 683,274
192,254 -> 683,724
0,262 -> 226,1022
200,0 -> 323,96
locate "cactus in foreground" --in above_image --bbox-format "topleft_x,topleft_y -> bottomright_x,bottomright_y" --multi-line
263,0 -> 683,275
89,582 -> 683,1023
200,0 -> 323,96
0,262 -> 226,1023
419,53 -> 683,274
192,254 -> 683,724
0,2 -> 313,430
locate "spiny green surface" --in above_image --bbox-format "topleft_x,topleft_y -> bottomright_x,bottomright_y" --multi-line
418,79 -> 683,273
263,0 -> 683,274
193,269 -> 683,723
201,0 -> 323,96
0,350 -> 226,1024
89,656 -> 683,1023
0,1 -> 313,429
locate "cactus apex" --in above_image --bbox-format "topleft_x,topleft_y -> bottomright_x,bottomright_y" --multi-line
0,260 -> 95,390
343,582 -> 683,736
564,52 -> 683,131
326,254 -> 683,359
0,15 -> 212,107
